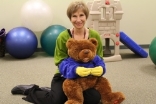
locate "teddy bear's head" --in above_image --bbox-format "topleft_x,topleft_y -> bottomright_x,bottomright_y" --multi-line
66,38 -> 98,62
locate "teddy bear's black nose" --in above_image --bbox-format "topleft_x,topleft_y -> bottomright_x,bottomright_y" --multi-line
83,50 -> 89,54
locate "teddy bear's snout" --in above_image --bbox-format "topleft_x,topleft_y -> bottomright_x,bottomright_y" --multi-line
83,49 -> 89,54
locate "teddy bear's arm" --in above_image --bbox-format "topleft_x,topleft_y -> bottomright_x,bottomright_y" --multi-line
92,55 -> 106,75
59,58 -> 80,79
90,66 -> 104,76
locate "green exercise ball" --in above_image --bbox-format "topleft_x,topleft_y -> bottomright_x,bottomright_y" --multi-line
149,37 -> 156,65
40,25 -> 66,56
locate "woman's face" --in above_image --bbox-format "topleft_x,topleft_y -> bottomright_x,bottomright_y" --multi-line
70,9 -> 87,29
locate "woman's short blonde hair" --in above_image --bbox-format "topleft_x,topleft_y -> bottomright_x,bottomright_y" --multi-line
67,0 -> 89,20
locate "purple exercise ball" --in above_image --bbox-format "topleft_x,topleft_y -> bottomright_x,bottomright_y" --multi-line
5,27 -> 38,59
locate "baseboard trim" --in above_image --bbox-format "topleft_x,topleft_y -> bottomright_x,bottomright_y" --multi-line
4,44 -> 149,53
104,44 -> 149,49
36,44 -> 149,52
36,48 -> 44,52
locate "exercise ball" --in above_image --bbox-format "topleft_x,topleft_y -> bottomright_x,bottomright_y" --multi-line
149,37 -> 156,65
40,25 -> 66,56
21,0 -> 53,31
6,27 -> 38,59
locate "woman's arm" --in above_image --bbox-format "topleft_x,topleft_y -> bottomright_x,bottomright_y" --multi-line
54,30 -> 70,66
89,29 -> 103,58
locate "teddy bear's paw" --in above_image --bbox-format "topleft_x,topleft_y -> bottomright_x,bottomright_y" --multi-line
65,100 -> 83,104
110,92 -> 125,104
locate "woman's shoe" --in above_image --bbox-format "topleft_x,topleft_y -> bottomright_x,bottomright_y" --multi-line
11,84 -> 35,95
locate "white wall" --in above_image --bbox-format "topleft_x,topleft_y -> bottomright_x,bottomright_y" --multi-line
120,0 -> 156,45
0,0 -> 156,47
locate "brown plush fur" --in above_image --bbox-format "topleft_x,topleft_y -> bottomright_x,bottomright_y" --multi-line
63,38 -> 125,104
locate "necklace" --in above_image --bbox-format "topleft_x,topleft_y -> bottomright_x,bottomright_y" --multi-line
71,28 -> 86,39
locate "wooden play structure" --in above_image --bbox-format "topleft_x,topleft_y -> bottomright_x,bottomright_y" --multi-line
87,0 -> 124,62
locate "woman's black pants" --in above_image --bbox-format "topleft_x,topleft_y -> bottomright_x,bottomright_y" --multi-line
23,73 -> 101,104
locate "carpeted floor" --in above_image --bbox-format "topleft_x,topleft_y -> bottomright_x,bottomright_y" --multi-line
0,49 -> 156,104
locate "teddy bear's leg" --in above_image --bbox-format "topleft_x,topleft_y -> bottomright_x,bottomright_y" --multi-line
95,77 -> 125,104
63,79 -> 84,104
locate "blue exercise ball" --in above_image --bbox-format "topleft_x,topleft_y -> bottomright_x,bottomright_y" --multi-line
6,27 -> 38,59
40,25 -> 66,56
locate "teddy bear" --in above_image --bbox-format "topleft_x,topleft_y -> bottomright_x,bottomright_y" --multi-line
59,38 -> 125,104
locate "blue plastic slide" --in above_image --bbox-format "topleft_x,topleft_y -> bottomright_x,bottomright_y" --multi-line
120,31 -> 148,58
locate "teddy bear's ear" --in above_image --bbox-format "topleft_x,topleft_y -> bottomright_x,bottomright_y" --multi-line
66,38 -> 75,48
89,38 -> 98,47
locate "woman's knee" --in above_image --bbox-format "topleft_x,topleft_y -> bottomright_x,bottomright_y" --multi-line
83,88 -> 101,104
